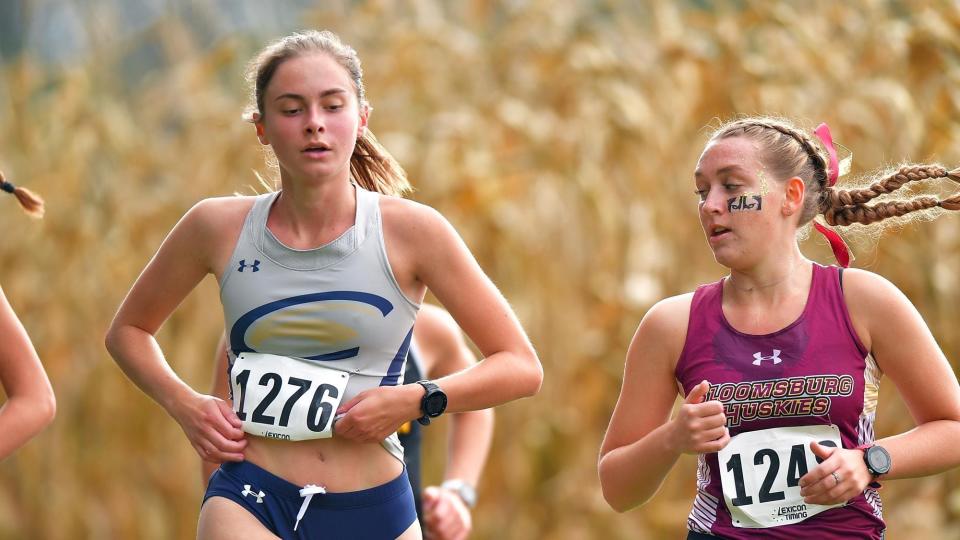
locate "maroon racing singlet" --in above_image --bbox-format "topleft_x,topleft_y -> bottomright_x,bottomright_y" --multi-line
676,263 -> 885,539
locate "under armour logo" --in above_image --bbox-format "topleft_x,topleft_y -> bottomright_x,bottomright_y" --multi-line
752,349 -> 782,366
241,484 -> 265,503
238,259 -> 261,273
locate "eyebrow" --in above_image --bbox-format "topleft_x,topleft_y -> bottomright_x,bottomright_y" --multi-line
694,164 -> 747,179
273,88 -> 349,102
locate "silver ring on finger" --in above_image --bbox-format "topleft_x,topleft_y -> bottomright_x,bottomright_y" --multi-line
831,471 -> 841,486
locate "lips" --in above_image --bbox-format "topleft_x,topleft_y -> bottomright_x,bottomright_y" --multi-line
301,143 -> 331,155
710,225 -> 731,237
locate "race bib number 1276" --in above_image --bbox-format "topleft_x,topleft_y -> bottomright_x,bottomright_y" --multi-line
717,424 -> 844,528
231,352 -> 350,441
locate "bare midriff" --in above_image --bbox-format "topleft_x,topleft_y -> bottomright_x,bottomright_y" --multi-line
244,436 -> 402,491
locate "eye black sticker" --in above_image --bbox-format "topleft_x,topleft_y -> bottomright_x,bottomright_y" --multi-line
728,195 -> 763,212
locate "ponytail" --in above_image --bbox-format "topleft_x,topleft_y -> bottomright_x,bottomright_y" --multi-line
350,130 -> 411,197
0,170 -> 44,218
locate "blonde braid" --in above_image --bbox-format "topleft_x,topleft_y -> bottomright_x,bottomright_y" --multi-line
938,192 -> 960,211
820,166 -> 960,226
753,121 -> 830,183
825,196 -> 941,226
822,165 -> 959,207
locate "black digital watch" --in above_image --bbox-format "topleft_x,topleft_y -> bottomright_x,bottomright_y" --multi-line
861,444 -> 892,477
416,380 -> 447,426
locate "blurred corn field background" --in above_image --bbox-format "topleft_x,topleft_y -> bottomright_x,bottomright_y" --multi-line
1,0 -> 960,538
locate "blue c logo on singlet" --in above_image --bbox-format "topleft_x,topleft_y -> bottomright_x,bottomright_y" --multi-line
229,291 -> 394,361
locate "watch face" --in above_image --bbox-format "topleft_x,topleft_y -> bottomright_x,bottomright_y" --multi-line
425,393 -> 448,417
867,446 -> 892,474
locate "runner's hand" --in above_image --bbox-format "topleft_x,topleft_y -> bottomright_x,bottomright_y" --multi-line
423,486 -> 472,540
170,392 -> 246,462
669,380 -> 730,454
799,441 -> 872,505
335,384 -> 422,443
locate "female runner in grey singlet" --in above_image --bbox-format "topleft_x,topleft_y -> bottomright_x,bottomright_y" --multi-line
107,30 -> 540,540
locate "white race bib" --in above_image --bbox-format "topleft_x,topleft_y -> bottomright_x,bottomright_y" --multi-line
717,424 -> 843,528
231,352 -> 350,441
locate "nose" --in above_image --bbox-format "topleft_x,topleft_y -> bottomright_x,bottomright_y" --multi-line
304,106 -> 324,134
700,189 -> 726,215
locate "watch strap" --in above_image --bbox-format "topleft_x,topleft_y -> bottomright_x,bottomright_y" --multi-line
416,380 -> 441,426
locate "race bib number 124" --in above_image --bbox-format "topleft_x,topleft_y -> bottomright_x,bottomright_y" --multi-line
717,424 -> 844,528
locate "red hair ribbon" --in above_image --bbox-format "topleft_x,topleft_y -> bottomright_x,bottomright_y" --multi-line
813,222 -> 851,268
814,123 -> 839,186
812,123 -> 852,268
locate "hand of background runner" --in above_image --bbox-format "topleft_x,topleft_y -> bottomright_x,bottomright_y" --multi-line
799,441 -> 872,505
669,380 -> 730,454
334,384 -> 422,443
423,485 -> 471,540
170,392 -> 246,463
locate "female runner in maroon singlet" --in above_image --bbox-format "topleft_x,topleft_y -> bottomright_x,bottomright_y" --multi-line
599,117 -> 960,539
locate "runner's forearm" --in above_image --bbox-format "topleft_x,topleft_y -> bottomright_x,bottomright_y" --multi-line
599,421 -> 682,512
0,396 -> 56,460
105,324 -> 197,414
875,420 -> 960,480
443,409 -> 493,486
432,351 -> 541,413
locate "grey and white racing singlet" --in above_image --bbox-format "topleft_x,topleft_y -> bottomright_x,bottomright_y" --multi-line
219,184 -> 419,461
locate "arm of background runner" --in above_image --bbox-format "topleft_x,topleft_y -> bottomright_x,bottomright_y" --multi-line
401,202 -> 543,411
201,333 -> 233,485
799,269 -> 960,505
599,293 -> 730,512
0,285 -> 56,460
105,199 -> 246,464
416,304 -> 493,540
334,201 -> 541,443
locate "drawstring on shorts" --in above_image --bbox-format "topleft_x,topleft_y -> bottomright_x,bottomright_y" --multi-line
294,484 -> 327,531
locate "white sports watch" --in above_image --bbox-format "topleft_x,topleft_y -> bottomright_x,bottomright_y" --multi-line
441,479 -> 477,509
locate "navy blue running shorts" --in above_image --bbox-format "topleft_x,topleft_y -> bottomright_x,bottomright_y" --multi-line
203,460 -> 417,539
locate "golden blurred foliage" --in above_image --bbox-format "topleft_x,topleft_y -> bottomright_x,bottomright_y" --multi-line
1,0 -> 959,538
